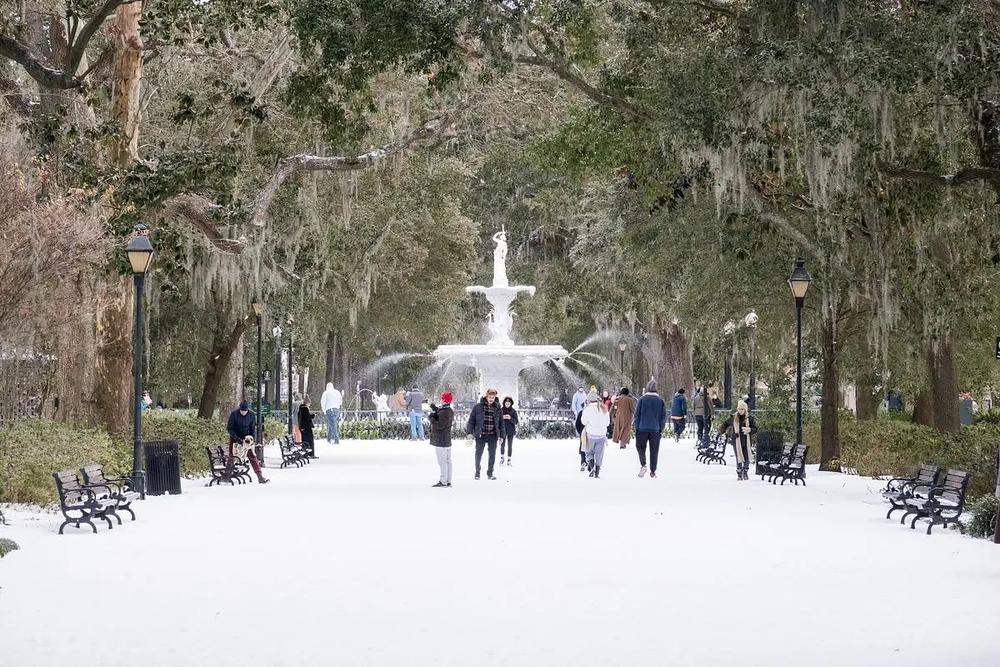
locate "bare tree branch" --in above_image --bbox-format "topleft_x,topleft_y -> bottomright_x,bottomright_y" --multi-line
66,0 -> 127,76
0,34 -> 75,89
877,161 -> 1000,187
157,194 -> 245,253
249,108 -> 462,227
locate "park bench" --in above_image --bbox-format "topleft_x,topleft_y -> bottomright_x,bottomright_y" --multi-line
763,444 -> 808,485
882,464 -> 940,520
81,463 -> 139,523
277,434 -> 310,468
205,446 -> 252,486
900,469 -> 971,535
758,444 -> 793,481
696,433 -> 727,465
52,470 -> 116,534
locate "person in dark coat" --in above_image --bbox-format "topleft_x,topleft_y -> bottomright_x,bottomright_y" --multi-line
429,391 -> 454,487
466,388 -> 500,480
670,388 -> 688,442
720,399 -> 758,480
297,394 -> 316,459
226,400 -> 268,483
633,380 -> 667,478
499,396 -> 519,466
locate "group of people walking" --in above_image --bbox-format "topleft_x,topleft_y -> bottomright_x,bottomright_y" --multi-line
428,388 -> 520,487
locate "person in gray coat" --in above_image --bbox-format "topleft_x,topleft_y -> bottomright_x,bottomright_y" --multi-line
406,385 -> 426,440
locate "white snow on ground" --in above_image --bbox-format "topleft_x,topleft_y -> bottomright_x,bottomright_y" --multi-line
2,437 -> 999,667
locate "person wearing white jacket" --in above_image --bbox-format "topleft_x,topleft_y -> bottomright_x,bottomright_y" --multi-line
320,383 -> 343,444
581,390 -> 610,478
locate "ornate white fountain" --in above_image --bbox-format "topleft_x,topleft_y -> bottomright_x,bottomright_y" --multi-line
433,230 -> 568,404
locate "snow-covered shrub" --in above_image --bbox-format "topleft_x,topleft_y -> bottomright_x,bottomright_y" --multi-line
540,421 -> 577,439
0,537 -> 18,558
141,413 -> 228,477
0,419 -> 118,505
967,495 -> 998,539
516,421 -> 537,439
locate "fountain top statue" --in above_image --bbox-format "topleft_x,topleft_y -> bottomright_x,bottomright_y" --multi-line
466,228 -> 535,346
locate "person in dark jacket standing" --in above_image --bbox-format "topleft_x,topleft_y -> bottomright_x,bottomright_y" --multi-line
670,388 -> 688,443
227,400 -> 269,483
499,396 -> 519,466
633,380 -> 667,478
466,388 -> 500,480
297,395 -> 316,459
692,381 -> 708,444
721,399 -> 758,480
429,391 -> 454,487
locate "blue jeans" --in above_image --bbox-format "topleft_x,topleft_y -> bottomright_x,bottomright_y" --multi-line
325,408 -> 340,443
409,410 -> 425,439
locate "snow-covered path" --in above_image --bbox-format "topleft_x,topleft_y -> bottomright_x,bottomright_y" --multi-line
2,437 -> 999,667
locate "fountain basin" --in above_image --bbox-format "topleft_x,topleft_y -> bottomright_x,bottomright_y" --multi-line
433,344 -> 568,405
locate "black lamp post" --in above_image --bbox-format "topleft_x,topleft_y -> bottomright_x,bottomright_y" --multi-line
126,228 -> 154,498
723,321 -> 735,409
617,338 -> 627,380
272,324 -> 282,413
745,311 -> 758,410
286,316 -> 293,437
252,301 -> 264,458
788,258 -> 812,446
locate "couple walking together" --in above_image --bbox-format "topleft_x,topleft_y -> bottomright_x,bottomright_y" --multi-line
427,388 -> 518,486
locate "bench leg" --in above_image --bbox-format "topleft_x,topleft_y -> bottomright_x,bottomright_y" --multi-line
910,514 -> 923,530
108,510 -> 122,525
102,514 -> 114,530
122,506 -> 136,521
900,511 -> 912,525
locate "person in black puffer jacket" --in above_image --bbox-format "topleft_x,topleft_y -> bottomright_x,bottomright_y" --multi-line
499,396 -> 519,467
226,400 -> 268,483
429,391 -> 455,487
297,395 -> 316,459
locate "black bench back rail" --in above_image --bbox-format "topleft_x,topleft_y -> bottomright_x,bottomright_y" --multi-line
883,464 -> 941,520
900,469 -> 971,535
277,435 -> 310,468
696,433 -> 727,465
52,470 -> 115,534
759,444 -> 794,481
81,463 -> 140,523
761,444 -> 808,486
755,431 -> 785,476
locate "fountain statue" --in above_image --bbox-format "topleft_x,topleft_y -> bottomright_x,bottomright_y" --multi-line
433,231 -> 568,404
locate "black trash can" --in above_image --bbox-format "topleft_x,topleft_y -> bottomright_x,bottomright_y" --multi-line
144,440 -> 182,496
754,430 -> 785,477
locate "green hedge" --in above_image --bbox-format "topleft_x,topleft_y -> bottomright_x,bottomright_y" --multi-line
140,412 -> 228,477
968,495 -> 998,539
0,419 -> 122,505
803,416 -> 999,497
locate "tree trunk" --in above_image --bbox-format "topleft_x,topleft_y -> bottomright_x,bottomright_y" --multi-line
91,3 -> 144,434
109,1 -> 143,165
855,372 -> 880,420
639,316 -> 694,395
928,335 -> 960,433
197,318 -> 249,419
912,389 -> 934,428
325,332 -> 336,384
819,314 -> 841,471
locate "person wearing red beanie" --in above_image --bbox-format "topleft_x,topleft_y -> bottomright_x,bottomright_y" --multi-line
428,391 -> 454,487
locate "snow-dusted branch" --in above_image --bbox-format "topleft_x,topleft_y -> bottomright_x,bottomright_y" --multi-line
249,109 -> 460,227
877,161 -> 1000,187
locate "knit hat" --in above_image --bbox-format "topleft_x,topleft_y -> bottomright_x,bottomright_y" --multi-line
645,380 -> 657,393
441,391 -> 453,404
238,400 -> 249,410
586,389 -> 599,403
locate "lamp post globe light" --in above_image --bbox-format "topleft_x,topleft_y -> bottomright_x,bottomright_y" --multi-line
126,228 -> 154,498
788,258 -> 812,447
252,301 -> 265,457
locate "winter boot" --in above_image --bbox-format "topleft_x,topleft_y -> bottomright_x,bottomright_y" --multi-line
639,465 -> 647,478
649,471 -> 657,479
475,472 -> 481,480
594,466 -> 600,479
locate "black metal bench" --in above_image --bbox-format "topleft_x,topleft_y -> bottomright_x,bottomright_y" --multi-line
882,464 -> 940,520
277,435 -> 309,468
52,470 -> 116,534
696,433 -> 727,465
901,469 -> 971,535
81,463 -> 140,524
205,446 -> 252,486
759,444 -> 794,481
763,444 -> 808,485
